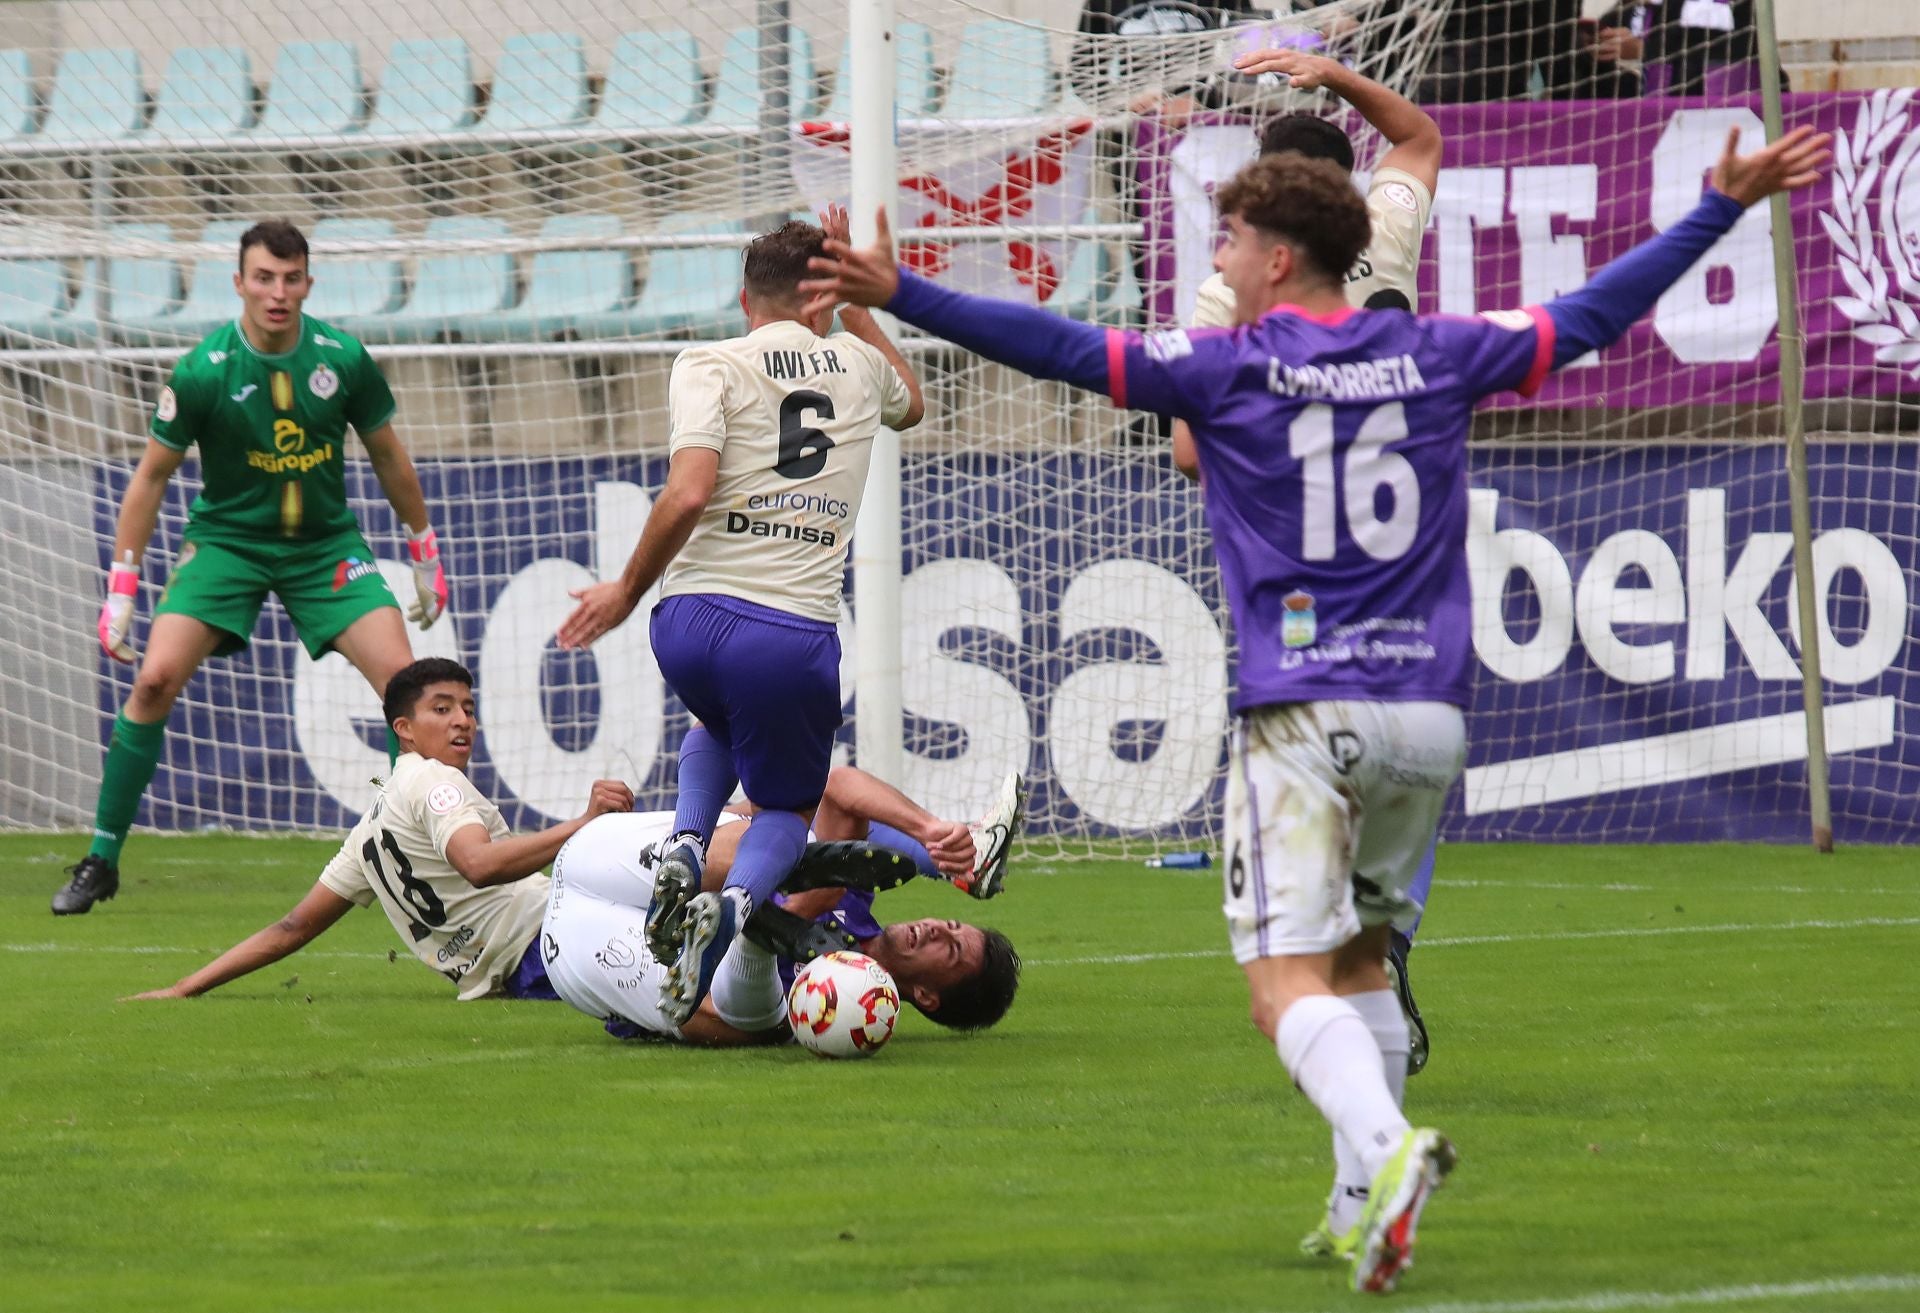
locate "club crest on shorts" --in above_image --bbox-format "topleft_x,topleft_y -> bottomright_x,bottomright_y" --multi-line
1282,590 -> 1317,649
308,364 -> 340,400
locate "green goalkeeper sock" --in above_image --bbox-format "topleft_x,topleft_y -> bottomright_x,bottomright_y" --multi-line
87,711 -> 168,865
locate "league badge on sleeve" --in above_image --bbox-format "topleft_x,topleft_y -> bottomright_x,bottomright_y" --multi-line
155,386 -> 177,422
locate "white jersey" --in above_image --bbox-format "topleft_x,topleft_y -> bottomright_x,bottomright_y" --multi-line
318,753 -> 545,1001
661,319 -> 914,623
1191,165 -> 1434,327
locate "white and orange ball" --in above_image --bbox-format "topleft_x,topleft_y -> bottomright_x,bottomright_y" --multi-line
786,951 -> 901,1059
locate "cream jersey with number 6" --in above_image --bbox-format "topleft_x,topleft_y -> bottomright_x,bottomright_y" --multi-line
660,320 -> 915,623
1192,166 -> 1434,326
318,753 -> 546,1000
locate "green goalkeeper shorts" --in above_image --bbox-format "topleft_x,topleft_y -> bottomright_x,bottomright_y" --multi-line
154,527 -> 402,659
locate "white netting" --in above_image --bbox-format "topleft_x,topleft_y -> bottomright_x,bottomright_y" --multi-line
0,0 -> 1915,850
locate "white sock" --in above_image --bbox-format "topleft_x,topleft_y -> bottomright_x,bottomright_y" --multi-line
1325,990 -> 1411,1231
1275,994 -> 1411,1181
708,936 -> 785,1032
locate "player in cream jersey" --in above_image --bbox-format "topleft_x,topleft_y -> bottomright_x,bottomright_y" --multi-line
559,209 -> 924,1025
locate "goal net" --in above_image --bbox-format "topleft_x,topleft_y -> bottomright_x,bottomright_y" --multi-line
0,0 -> 1915,853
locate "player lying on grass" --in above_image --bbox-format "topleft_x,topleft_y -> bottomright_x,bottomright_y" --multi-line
55,219 -> 448,917
1181,45 -> 1449,1092
798,125 -> 1829,1292
557,206 -> 924,1029
126,659 -> 1021,1045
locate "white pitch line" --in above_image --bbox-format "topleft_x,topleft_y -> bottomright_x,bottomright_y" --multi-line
1022,915 -> 1920,967
1353,1272 -> 1920,1313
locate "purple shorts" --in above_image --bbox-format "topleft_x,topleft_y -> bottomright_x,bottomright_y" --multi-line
650,592 -> 842,812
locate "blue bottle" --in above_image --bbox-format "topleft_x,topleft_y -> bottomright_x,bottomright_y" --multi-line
1145,851 -> 1211,869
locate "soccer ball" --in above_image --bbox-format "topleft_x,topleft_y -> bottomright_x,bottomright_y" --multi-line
786,951 -> 901,1059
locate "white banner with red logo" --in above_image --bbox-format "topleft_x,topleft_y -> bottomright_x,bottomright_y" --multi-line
791,120 -> 1099,306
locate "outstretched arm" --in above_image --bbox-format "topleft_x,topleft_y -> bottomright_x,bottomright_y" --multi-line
443,778 -> 634,887
1543,125 -> 1829,369
556,449 -> 718,649
124,881 -> 354,999
818,766 -> 972,878
1231,49 -> 1442,194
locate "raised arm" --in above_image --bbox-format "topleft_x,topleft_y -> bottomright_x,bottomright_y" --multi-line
124,879 -> 354,999
1543,126 -> 1829,369
1232,49 -> 1442,194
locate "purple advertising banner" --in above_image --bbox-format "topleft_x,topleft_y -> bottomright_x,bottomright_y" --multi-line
1137,90 -> 1920,408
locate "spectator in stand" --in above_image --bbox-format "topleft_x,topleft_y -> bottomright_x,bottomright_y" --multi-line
1645,0 -> 1756,97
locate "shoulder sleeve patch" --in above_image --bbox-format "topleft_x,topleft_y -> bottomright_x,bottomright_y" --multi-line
1143,330 -> 1194,363
156,386 -> 178,422
1479,309 -> 1536,333
1380,181 -> 1420,215
427,781 -> 464,815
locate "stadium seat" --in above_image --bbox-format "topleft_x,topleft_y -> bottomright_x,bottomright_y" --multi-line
167,220 -> 253,337
302,218 -> 403,329
253,41 -> 365,139
0,50 -> 38,146
599,31 -> 705,134
461,213 -> 629,342
65,223 -> 182,342
367,38 -> 478,137
0,260 -> 73,341
943,20 -> 1056,119
475,32 -> 589,133
822,21 -> 937,120
708,27 -> 820,129
378,216 -> 514,342
40,48 -> 145,143
145,46 -> 254,141
573,212 -> 745,339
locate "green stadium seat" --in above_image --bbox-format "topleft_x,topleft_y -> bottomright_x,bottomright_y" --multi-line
709,27 -> 820,129
303,218 -> 402,329
462,213 -> 628,342
942,20 -> 1055,120
146,46 -> 253,141
0,50 -> 38,146
65,223 -> 182,343
599,31 -> 705,134
253,41 -> 365,140
377,216 -> 514,342
475,32 -> 588,133
367,38 -> 477,136
572,212 -> 745,340
822,21 -> 937,120
41,48 -> 145,143
168,220 -> 252,337
0,260 -> 74,341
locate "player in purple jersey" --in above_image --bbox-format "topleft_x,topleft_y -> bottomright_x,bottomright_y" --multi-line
800,124 -> 1828,1292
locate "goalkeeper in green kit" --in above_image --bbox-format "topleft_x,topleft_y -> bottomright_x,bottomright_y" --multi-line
52,220 -> 448,916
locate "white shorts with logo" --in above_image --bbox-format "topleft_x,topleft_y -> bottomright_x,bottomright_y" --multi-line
1222,700 -> 1465,963
542,812 -> 684,1037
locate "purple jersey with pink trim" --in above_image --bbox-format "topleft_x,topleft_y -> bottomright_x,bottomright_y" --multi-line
1110,304 -> 1554,711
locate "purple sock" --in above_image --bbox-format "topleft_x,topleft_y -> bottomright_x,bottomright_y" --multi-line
724,810 -> 811,908
672,726 -> 737,843
865,822 -> 939,881
1405,840 -> 1436,943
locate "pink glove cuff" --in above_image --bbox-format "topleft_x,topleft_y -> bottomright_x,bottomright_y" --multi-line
108,564 -> 139,596
408,527 -> 439,563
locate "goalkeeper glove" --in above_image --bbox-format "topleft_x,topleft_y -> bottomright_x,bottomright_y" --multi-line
407,526 -> 448,630
98,553 -> 138,663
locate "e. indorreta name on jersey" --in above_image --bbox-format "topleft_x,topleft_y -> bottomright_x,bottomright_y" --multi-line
318,754 -> 546,1001
1191,165 -> 1433,327
661,319 -> 914,623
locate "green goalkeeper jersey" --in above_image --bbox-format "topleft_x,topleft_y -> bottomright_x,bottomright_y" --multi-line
151,315 -> 397,542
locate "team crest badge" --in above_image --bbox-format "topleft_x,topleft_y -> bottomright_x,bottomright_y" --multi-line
308,364 -> 340,400
1828,89 -> 1920,376
155,386 -> 177,422
1281,590 -> 1317,649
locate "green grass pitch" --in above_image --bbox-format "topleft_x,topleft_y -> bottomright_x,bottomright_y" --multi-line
2,835 -> 1916,1312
